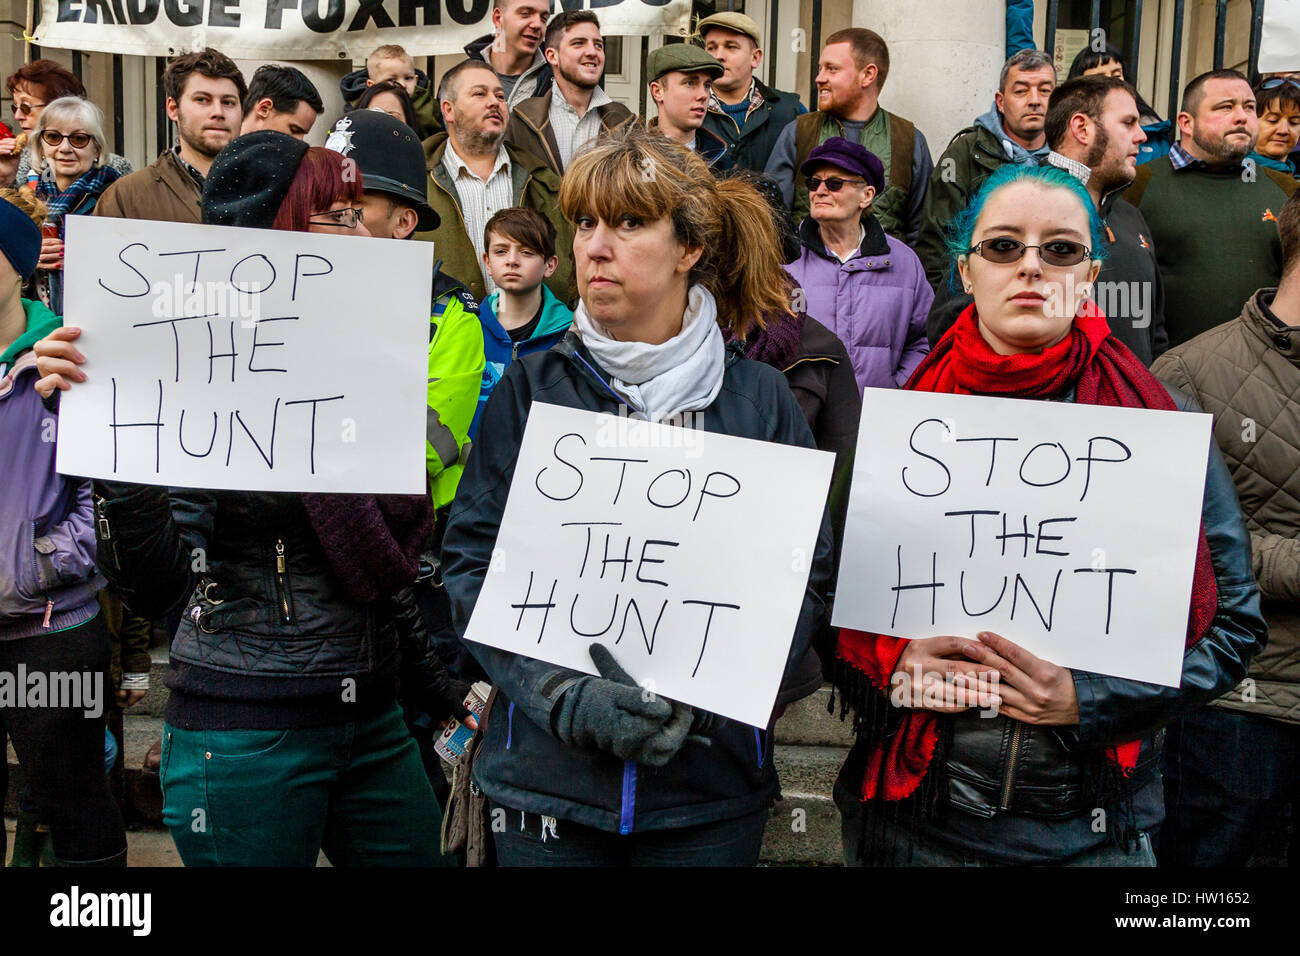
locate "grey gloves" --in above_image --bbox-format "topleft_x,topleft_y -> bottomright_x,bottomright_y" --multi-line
553,644 -> 694,766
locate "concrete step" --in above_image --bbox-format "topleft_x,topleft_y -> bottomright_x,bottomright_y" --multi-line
773,685 -> 855,747
760,743 -> 847,865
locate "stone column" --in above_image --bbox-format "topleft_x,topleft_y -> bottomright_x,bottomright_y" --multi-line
852,0 -> 1006,160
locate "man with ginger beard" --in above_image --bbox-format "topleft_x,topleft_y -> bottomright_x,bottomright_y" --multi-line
94,50 -> 244,224
505,9 -> 636,175
415,60 -> 573,304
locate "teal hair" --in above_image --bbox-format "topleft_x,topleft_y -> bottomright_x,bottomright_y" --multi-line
943,163 -> 1108,293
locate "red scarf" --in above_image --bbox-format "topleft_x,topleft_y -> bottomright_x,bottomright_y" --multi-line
836,302 -> 1219,801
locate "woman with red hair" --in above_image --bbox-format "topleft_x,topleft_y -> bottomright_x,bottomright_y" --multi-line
2,60 -> 132,188
34,132 -> 459,867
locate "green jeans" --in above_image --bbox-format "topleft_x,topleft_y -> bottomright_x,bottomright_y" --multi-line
160,702 -> 450,866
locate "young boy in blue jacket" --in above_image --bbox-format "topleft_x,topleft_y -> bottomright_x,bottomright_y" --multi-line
470,208 -> 574,438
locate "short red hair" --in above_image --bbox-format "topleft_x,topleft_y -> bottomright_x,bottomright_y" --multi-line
272,147 -> 362,233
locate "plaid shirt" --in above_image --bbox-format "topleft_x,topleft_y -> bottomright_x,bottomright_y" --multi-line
172,144 -> 205,187
441,143 -> 513,295
708,78 -> 765,127
1045,150 -> 1092,186
548,82 -> 613,171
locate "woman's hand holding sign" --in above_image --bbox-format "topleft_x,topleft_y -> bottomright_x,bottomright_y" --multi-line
963,630 -> 1079,725
33,326 -> 86,399
891,635 -> 1001,714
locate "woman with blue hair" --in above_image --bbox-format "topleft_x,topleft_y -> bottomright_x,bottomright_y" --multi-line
831,163 -> 1265,866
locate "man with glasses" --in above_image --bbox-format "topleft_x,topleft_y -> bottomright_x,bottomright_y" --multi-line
94,49 -> 245,225
783,137 -> 932,390
1126,69 -> 1298,346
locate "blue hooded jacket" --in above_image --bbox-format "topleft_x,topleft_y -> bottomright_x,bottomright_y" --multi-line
471,284 -> 573,438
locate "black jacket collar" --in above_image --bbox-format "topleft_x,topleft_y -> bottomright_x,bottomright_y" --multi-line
798,212 -> 890,261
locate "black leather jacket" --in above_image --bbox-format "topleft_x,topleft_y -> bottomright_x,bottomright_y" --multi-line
94,482 -> 454,728
865,383 -> 1266,862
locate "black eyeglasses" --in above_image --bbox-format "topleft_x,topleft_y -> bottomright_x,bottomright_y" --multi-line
807,175 -> 866,193
308,207 -> 364,228
969,236 -> 1092,266
40,130 -> 93,149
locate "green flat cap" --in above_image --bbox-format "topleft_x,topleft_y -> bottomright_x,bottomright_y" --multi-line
697,11 -> 762,47
646,43 -> 724,84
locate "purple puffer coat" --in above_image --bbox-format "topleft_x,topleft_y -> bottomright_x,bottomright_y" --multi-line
0,301 -> 102,639
784,215 -> 933,390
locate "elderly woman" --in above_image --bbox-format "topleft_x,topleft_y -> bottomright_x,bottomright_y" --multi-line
1,61 -> 131,188
34,133 -> 461,867
831,163 -> 1265,866
27,97 -> 123,314
784,137 -> 932,392
441,125 -> 833,866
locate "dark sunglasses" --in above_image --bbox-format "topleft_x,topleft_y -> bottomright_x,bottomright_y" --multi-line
13,100 -> 47,117
40,130 -> 94,149
308,206 -> 364,228
969,236 -> 1092,266
807,175 -> 866,193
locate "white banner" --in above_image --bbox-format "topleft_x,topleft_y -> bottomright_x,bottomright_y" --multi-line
33,0 -> 690,60
1261,0 -> 1300,73
461,403 -> 834,728
56,216 -> 431,494
831,388 -> 1213,688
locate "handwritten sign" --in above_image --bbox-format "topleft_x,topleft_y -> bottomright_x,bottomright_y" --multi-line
56,216 -> 431,494
832,388 -> 1213,688
461,402 -> 834,727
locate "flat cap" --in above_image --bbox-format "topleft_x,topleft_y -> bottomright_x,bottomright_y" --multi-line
646,43 -> 724,84
697,12 -> 762,47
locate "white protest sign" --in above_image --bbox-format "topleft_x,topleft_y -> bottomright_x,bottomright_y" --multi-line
832,388 -> 1213,688
56,215 -> 431,494
461,402 -> 834,728
1261,0 -> 1300,73
33,0 -> 690,60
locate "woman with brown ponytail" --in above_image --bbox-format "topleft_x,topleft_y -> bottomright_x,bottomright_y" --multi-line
441,125 -> 835,865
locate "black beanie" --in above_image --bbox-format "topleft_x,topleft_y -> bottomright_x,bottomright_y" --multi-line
201,130 -> 310,229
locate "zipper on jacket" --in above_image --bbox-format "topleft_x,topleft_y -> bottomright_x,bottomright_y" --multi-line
94,495 -> 119,568
273,538 -> 295,624
999,721 -> 1026,811
619,760 -> 637,835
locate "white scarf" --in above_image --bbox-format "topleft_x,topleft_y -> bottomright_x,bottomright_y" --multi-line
572,284 -> 726,424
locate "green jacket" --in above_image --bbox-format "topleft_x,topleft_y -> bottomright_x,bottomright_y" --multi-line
790,109 -> 920,243
414,133 -> 575,306
914,122 -> 1008,290
703,79 -> 804,175
426,271 -> 486,511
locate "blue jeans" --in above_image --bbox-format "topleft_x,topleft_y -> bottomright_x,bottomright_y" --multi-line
161,702 -> 451,866
1160,707 -> 1299,867
490,802 -> 770,866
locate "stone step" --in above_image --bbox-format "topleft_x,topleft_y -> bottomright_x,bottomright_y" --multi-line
773,685 -> 855,747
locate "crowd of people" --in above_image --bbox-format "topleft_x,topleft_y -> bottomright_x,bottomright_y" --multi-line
0,0 -> 1295,868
